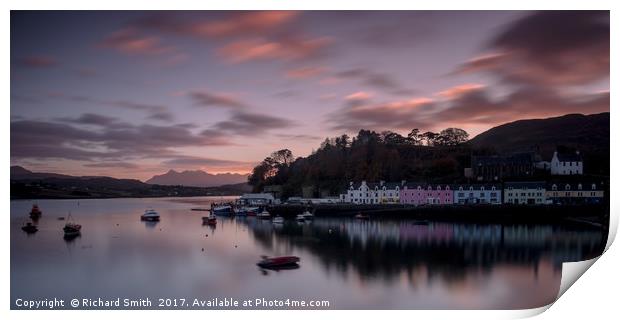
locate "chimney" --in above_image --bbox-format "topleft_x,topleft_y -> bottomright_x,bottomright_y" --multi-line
380,180 -> 385,186
401,180 -> 406,186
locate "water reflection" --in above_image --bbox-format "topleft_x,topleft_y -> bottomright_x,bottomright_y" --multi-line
10,197 -> 607,310
242,218 -> 605,286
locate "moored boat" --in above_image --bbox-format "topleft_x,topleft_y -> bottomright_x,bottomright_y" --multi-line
21,222 -> 38,234
257,211 -> 271,220
141,209 -> 160,221
202,216 -> 217,226
212,205 -> 233,216
295,214 -> 305,222
272,216 -> 284,224
355,213 -> 370,220
301,210 -> 314,219
191,208 -> 210,212
63,222 -> 82,237
257,256 -> 300,268
29,204 -> 42,219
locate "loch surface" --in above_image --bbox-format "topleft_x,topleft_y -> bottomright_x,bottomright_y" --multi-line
10,197 -> 606,309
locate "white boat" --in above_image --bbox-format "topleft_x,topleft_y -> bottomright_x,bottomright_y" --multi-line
301,210 -> 314,219
257,211 -> 271,219
272,216 -> 284,224
141,209 -> 160,221
295,214 -> 305,222
212,205 -> 233,216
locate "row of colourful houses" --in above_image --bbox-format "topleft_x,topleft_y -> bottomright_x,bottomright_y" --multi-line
339,181 -> 604,205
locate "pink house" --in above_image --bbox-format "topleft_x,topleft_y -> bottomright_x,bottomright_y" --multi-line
400,183 -> 453,205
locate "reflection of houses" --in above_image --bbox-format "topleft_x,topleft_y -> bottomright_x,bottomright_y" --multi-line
550,151 -> 583,175
471,153 -> 536,181
546,182 -> 604,204
452,184 -> 502,204
400,183 -> 453,205
503,182 -> 546,204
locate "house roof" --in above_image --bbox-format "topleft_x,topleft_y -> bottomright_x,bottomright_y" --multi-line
472,153 -> 535,166
451,184 -> 501,191
504,181 -> 546,189
547,182 -> 602,191
556,152 -> 582,162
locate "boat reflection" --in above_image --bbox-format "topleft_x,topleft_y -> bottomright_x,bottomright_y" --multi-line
242,217 -> 606,285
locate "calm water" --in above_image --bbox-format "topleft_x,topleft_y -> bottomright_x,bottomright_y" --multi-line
11,197 -> 606,309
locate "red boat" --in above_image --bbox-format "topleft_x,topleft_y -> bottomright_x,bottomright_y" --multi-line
29,204 -> 42,218
202,216 -> 217,226
257,256 -> 300,268
355,213 -> 370,220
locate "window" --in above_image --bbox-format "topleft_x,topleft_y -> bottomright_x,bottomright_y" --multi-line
578,184 -> 582,190
565,184 -> 570,191
592,184 -> 596,190
458,192 -> 464,197
552,184 -> 557,191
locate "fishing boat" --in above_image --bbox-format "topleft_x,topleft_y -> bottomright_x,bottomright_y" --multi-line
301,210 -> 314,219
202,216 -> 217,226
257,211 -> 271,220
140,209 -> 160,221
236,206 -> 259,216
21,222 -> 38,234
212,205 -> 233,216
355,213 -> 370,220
272,216 -> 284,224
29,204 -> 42,219
257,256 -> 300,269
295,214 -> 305,222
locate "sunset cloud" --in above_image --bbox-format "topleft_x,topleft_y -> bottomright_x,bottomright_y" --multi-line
190,90 -> 246,109
100,28 -> 177,56
138,11 -> 299,39
216,36 -> 331,63
18,55 -> 57,68
453,11 -> 609,86
210,111 -> 296,136
11,116 -> 233,163
285,66 -> 326,79
436,84 -> 486,99
328,86 -> 609,133
335,68 -> 415,96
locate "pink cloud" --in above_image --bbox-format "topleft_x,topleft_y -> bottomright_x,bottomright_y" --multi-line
436,83 -> 486,99
187,11 -> 299,38
100,28 -> 176,56
18,55 -> 57,68
285,66 -> 326,79
216,36 -> 331,63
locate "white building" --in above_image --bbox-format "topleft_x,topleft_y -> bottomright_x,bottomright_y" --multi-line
550,151 -> 583,175
452,184 -> 502,204
503,182 -> 546,205
239,193 -> 277,205
343,181 -> 375,204
377,181 -> 402,204
342,181 -> 402,204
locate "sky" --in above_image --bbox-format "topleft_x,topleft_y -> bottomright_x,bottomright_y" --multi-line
10,11 -> 610,180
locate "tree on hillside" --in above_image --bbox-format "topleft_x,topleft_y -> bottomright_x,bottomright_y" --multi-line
437,128 -> 469,146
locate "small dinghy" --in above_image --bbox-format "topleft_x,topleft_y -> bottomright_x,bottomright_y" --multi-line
355,213 -> 370,220
272,216 -> 284,224
202,216 -> 217,226
257,211 -> 271,220
301,210 -> 314,219
21,222 -> 38,234
257,256 -> 300,269
141,209 -> 160,221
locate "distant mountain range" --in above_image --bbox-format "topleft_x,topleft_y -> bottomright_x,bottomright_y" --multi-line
145,169 -> 249,187
469,112 -> 609,158
10,166 -> 251,199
